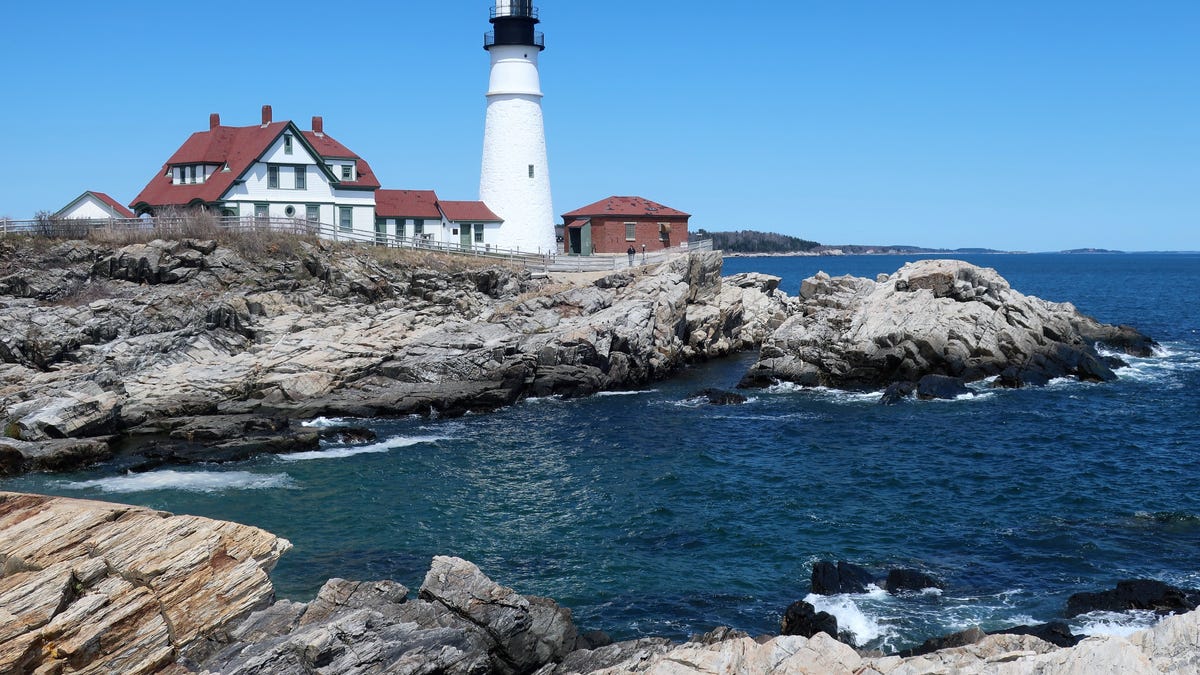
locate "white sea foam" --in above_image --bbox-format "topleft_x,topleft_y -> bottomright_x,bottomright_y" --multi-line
63,470 -> 295,494
803,589 -> 892,646
1072,610 -> 1159,638
278,435 -> 446,462
594,389 -> 658,397
301,416 -> 347,428
522,395 -> 563,405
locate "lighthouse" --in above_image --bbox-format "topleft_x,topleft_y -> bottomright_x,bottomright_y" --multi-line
480,0 -> 557,254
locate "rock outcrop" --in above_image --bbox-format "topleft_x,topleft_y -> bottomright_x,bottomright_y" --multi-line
740,259 -> 1153,394
0,491 -> 289,675
0,239 -> 790,475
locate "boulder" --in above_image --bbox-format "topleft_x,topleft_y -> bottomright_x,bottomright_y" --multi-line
779,600 -> 838,639
879,381 -> 916,405
688,388 -> 749,405
811,560 -> 876,595
420,556 -> 578,675
994,620 -> 1083,648
884,568 -> 944,594
1066,579 -> 1200,617
898,626 -> 988,657
916,374 -> 973,400
0,437 -> 113,475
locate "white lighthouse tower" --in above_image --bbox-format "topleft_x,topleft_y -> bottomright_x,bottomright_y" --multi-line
480,0 -> 557,254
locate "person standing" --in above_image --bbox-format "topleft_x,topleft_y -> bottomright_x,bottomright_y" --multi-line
627,245 -> 636,267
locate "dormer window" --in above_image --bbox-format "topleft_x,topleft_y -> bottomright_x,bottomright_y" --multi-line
284,134 -> 294,155
341,165 -> 353,181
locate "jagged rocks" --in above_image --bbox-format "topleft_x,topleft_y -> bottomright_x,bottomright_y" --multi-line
0,491 -> 289,675
741,259 -> 1154,392
185,558 -> 581,675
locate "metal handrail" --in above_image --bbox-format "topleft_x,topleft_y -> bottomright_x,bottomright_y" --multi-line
484,31 -> 545,49
490,3 -> 538,19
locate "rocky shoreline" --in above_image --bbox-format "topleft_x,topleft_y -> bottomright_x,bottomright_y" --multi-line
0,238 -> 789,476
0,237 -> 1153,478
2,491 -> 1198,674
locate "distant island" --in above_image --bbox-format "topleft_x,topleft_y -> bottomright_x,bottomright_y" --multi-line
699,229 -> 1131,256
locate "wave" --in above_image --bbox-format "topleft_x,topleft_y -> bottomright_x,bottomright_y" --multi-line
301,416 -> 349,428
803,588 -> 893,647
277,435 -> 446,462
62,470 -> 296,494
594,390 -> 658,397
1071,609 -> 1159,638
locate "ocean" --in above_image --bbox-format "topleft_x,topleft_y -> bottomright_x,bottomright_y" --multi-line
5,253 -> 1198,652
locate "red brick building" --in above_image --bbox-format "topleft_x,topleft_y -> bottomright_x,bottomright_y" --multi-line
561,196 -> 690,255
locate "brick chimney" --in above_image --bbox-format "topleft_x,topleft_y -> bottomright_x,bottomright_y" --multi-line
261,105 -> 273,126
209,113 -> 221,129
312,116 -> 324,137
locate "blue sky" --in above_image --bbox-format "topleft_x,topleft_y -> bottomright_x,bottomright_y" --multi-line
2,1 -> 1196,251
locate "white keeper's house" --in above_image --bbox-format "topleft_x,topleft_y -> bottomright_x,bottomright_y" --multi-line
130,106 -> 504,249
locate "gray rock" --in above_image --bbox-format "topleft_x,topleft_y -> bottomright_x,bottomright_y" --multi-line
742,259 -> 1154,391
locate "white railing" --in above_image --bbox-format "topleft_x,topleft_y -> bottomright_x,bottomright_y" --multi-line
0,215 -> 714,273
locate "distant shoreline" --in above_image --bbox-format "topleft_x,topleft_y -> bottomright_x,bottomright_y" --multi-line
721,249 -> 1198,258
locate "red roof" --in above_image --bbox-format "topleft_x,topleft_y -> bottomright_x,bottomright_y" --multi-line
566,218 -> 589,228
562,196 -> 690,219
376,190 -> 442,219
91,192 -> 135,218
301,131 -> 380,190
131,119 -> 378,211
439,201 -> 502,222
57,191 -> 135,219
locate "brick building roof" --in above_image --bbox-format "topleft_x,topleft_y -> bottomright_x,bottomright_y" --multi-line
562,196 -> 690,219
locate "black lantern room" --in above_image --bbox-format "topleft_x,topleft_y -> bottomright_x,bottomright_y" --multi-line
485,1 -> 545,51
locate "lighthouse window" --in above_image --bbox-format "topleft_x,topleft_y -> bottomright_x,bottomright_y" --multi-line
528,164 -> 535,178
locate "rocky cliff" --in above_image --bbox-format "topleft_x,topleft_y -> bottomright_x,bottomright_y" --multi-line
0,238 -> 789,475
1,492 -> 1197,675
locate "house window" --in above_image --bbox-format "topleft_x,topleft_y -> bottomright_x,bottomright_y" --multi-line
188,166 -> 197,184
413,219 -> 424,236
284,205 -> 296,218
395,219 -> 406,238
254,204 -> 268,222
306,205 -> 320,223
284,135 -> 293,154
474,224 -> 485,243
268,165 -> 280,189
339,206 -> 352,232
625,222 -> 637,241
341,165 -> 353,181
294,166 -> 306,190
528,164 -> 535,178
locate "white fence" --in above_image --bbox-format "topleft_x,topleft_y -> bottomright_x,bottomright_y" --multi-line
0,215 -> 714,273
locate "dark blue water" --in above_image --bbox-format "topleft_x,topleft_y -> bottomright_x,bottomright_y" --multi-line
5,254 -> 1199,651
